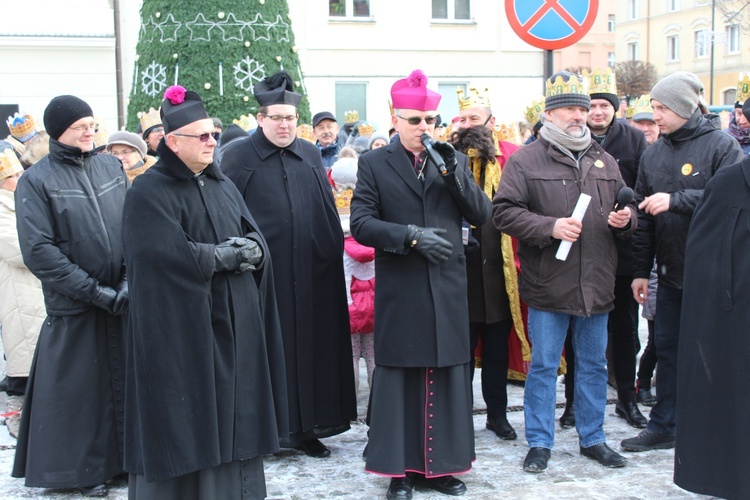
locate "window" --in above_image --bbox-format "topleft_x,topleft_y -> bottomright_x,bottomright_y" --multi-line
437,83 -> 467,123
694,29 -> 710,58
723,88 -> 737,106
329,0 -> 371,18
627,41 -> 638,61
608,14 -> 615,32
726,24 -> 741,53
432,0 -> 471,21
335,83 -> 367,124
608,52 -> 616,68
627,0 -> 637,20
667,0 -> 679,12
667,35 -> 679,62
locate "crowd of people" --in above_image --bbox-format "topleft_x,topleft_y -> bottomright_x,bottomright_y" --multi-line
0,65 -> 748,500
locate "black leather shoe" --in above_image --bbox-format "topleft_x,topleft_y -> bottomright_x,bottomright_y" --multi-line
523,447 -> 550,473
637,387 -> 656,407
580,443 -> 627,468
79,484 -> 108,497
387,477 -> 413,499
559,401 -> 575,429
486,417 -> 517,440
621,429 -> 675,452
413,475 -> 467,496
296,438 -> 331,458
615,400 -> 648,428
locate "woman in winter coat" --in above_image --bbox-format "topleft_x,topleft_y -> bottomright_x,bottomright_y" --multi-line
0,150 -> 45,438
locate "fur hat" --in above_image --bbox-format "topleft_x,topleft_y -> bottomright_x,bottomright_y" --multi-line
106,131 -> 147,160
43,95 -> 94,140
651,72 -> 703,119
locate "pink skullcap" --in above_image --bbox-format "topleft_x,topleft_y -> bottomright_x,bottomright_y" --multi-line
390,70 -> 442,111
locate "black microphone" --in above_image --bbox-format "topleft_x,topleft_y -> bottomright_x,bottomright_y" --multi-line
420,133 -> 447,174
614,186 -> 634,211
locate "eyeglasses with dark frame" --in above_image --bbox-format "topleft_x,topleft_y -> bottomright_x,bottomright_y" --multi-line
260,113 -> 299,123
172,132 -> 221,143
396,115 -> 438,125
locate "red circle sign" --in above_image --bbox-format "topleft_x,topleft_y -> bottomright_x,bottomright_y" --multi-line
505,0 -> 599,51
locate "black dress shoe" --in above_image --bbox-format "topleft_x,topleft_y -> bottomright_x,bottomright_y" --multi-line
615,400 -> 648,428
637,387 -> 656,406
413,475 -> 467,496
559,401 -> 575,429
387,477 -> 413,499
621,429 -> 675,451
296,438 -> 331,458
580,443 -> 628,468
79,484 -> 109,497
523,447 -> 551,473
486,417 -> 517,440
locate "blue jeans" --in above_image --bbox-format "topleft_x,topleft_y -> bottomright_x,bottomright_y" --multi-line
525,308 -> 609,449
647,284 -> 681,437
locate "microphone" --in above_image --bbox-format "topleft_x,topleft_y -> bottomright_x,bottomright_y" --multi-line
614,186 -> 634,211
420,133 -> 447,174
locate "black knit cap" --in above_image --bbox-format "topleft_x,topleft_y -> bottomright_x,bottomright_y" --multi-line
43,95 -> 94,140
254,71 -> 302,107
160,86 -> 210,134
589,92 -> 620,112
742,99 -> 750,122
545,71 -> 591,112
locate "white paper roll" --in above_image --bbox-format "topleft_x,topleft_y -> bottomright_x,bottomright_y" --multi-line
555,193 -> 591,261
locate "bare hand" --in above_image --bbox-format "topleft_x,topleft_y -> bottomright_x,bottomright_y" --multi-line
552,217 -> 582,242
632,278 -> 649,304
639,192 -> 670,216
608,207 -> 631,228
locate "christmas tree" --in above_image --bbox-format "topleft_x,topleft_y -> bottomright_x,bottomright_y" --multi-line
126,0 -> 310,130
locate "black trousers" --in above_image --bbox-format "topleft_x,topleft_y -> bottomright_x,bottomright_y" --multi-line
637,320 -> 657,388
469,320 -> 512,419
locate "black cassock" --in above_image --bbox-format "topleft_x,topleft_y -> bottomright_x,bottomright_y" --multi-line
122,143 -> 288,485
675,157 -> 750,500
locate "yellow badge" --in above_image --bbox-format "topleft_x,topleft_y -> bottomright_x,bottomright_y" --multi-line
681,163 -> 693,176
594,159 -> 604,168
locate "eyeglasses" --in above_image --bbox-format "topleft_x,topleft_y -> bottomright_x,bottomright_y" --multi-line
68,123 -> 99,133
110,149 -> 138,158
260,114 -> 299,123
172,132 -> 221,142
396,115 -> 437,125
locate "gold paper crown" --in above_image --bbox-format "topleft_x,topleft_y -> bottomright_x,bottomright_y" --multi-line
625,106 -> 635,119
357,122 -> 374,138
524,97 -> 546,126
736,74 -> 750,105
139,107 -> 162,134
546,74 -> 588,98
6,113 -> 37,142
494,122 -> 522,146
344,110 -> 359,124
632,94 -> 655,120
388,100 -> 394,116
296,124 -> 315,143
582,67 -> 617,96
457,86 -> 491,111
0,148 -> 23,180
233,114 -> 257,131
94,116 -> 108,147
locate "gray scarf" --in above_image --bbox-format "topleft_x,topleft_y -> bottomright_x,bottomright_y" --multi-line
540,120 -> 591,157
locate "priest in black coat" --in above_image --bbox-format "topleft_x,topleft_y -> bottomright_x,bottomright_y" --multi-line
122,86 -> 288,499
674,104 -> 750,499
221,72 -> 356,458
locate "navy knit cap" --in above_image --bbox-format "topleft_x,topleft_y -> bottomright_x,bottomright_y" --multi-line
544,71 -> 591,112
43,95 -> 94,140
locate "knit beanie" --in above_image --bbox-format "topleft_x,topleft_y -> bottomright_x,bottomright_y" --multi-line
544,71 -> 590,112
589,93 -> 620,112
650,72 -> 703,119
43,95 -> 94,140
742,99 -> 750,122
106,131 -> 147,160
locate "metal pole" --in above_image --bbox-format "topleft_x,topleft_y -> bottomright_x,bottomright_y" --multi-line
113,0 -> 125,130
710,0 -> 716,105
544,49 -> 554,91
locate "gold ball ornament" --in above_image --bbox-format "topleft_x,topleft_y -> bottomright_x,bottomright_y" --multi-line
245,41 -> 251,47
173,53 -> 179,59
155,12 -> 161,18
218,12 -> 225,19
276,56 -> 282,62
243,96 -> 249,102
204,83 -> 211,90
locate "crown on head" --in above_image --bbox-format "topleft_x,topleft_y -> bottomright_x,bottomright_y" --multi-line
524,97 -> 546,126
6,113 -> 38,142
0,148 -> 23,180
583,67 -> 617,95
139,107 -> 161,133
388,100 -> 394,116
233,114 -> 257,131
357,122 -> 374,138
457,86 -> 491,111
632,94 -> 654,119
296,124 -> 315,143
736,73 -> 750,105
546,74 -> 588,98
344,110 -> 359,124
625,106 -> 634,119
94,116 -> 108,147
494,122 -> 522,146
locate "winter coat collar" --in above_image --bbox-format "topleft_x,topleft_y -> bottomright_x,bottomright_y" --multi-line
663,109 -> 720,144
156,139 -> 223,181
252,126 -> 305,161
48,138 -> 95,166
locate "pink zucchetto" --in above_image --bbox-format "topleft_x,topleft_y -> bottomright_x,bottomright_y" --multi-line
390,70 -> 442,111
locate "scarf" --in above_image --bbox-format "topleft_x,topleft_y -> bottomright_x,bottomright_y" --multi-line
467,148 -> 501,199
726,112 -> 750,145
540,120 -> 592,156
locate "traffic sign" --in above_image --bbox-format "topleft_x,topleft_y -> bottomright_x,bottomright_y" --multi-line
505,0 -> 599,51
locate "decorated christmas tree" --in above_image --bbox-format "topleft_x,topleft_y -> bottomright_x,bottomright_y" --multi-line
126,0 -> 310,130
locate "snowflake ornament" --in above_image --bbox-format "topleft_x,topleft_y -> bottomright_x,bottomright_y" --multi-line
233,57 -> 266,91
141,61 -> 168,98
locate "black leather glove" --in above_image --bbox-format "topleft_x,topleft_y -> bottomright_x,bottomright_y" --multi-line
111,279 -> 129,316
91,285 -> 118,313
431,140 -> 458,174
214,237 -> 263,273
405,225 -> 453,264
462,219 -> 480,256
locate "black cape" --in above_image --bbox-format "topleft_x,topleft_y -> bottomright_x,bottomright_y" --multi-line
674,157 -> 750,499
122,143 -> 288,482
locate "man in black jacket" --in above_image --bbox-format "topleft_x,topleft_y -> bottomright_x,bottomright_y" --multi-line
621,71 -> 744,452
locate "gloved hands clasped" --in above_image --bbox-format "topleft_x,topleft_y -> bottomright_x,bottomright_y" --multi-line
431,140 -> 458,174
405,224 -> 453,264
214,236 -> 263,273
91,281 -> 128,316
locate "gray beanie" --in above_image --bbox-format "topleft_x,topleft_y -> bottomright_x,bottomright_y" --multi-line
106,131 -> 147,160
544,71 -> 591,112
650,72 -> 703,119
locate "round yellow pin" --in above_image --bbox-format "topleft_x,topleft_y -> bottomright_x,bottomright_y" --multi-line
594,159 -> 604,168
681,163 -> 693,176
